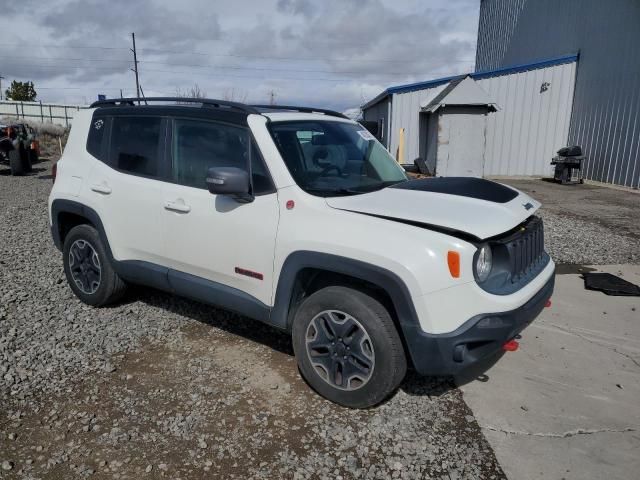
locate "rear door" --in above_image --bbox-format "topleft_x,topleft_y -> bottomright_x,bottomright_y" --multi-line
86,115 -> 168,264
160,117 -> 280,306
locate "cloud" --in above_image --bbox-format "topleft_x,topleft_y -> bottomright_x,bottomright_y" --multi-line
0,0 -> 479,108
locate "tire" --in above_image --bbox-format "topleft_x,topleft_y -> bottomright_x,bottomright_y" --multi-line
8,149 -> 24,176
28,148 -> 39,165
20,146 -> 32,173
63,225 -> 127,306
292,286 -> 407,408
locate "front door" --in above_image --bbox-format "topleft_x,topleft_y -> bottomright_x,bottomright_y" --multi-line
160,117 -> 280,306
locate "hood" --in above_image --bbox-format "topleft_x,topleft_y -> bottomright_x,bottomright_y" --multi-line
325,177 -> 540,241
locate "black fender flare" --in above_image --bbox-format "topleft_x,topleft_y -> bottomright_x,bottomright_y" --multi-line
50,199 -> 113,257
270,251 -> 421,332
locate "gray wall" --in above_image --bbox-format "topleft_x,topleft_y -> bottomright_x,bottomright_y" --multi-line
362,98 -> 391,148
476,0 -> 640,188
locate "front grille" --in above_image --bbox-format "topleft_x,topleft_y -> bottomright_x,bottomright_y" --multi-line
503,216 -> 545,283
478,216 -> 549,295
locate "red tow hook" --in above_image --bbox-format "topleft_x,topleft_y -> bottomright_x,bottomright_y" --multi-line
503,339 -> 519,352
545,299 -> 552,308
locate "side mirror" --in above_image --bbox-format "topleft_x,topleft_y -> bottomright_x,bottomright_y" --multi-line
206,167 -> 253,203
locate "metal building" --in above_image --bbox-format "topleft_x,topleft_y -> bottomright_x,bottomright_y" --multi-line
363,55 -> 577,178
476,0 -> 640,188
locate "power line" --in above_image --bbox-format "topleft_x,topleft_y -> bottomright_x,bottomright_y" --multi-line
0,42 -> 475,65
1,59 -> 474,77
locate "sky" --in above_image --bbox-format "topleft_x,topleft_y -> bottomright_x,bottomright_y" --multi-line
0,0 -> 480,111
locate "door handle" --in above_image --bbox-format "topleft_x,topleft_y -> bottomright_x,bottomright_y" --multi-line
164,200 -> 191,214
90,183 -> 112,194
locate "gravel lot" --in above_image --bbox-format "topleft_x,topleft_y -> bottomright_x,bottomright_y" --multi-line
4,154 -> 637,479
1,158 -> 504,479
504,179 -> 640,265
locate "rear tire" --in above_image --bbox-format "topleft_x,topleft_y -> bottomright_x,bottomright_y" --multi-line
20,146 -> 32,173
9,150 -> 24,176
28,148 -> 39,165
292,286 -> 407,408
63,225 -> 127,306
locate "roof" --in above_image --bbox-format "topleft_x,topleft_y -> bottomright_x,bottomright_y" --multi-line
421,76 -> 498,112
362,53 -> 578,110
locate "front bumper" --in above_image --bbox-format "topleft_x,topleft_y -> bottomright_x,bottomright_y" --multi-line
403,272 -> 555,376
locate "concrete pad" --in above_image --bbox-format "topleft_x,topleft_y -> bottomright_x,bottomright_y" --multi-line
458,265 -> 640,480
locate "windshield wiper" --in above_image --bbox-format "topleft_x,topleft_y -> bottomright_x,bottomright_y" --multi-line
304,187 -> 362,196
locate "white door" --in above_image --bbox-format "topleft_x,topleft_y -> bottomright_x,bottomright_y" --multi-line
86,116 -> 166,264
438,110 -> 487,177
160,118 -> 280,305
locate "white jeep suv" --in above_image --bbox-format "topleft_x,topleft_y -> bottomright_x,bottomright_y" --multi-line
49,98 -> 555,408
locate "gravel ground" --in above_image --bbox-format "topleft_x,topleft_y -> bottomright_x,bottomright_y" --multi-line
540,210 -> 640,265
503,178 -> 640,265
1,158 -> 505,478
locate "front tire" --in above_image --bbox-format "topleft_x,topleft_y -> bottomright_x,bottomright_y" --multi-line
9,150 -> 24,176
63,225 -> 127,306
292,286 -> 407,408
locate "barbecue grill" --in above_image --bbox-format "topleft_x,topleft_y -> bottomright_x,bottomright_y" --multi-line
551,145 -> 584,184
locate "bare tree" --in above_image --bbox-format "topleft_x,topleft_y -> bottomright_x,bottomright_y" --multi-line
223,88 -> 248,103
175,84 -> 206,102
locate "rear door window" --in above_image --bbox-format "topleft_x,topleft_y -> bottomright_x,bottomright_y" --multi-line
110,116 -> 163,178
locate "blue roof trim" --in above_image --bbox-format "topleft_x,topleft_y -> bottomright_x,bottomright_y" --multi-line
387,74 -> 463,95
471,53 -> 579,80
362,53 -> 579,110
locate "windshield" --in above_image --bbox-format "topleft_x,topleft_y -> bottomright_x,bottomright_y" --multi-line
269,120 -> 408,196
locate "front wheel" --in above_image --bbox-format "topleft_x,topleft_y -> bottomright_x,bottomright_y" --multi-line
292,286 -> 407,408
9,150 -> 24,176
63,224 -> 127,306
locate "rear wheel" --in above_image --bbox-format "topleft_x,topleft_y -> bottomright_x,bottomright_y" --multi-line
292,286 -> 407,408
20,146 -> 32,173
28,148 -> 39,165
8,150 -> 24,176
63,225 -> 127,306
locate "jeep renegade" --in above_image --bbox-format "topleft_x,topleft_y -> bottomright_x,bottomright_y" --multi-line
49,98 -> 554,408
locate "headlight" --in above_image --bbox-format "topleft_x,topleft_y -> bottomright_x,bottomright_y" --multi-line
475,245 -> 493,282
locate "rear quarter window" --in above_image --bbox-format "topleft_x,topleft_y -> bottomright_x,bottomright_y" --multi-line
86,115 -> 107,160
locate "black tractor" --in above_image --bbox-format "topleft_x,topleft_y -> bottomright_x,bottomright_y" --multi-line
0,122 -> 40,175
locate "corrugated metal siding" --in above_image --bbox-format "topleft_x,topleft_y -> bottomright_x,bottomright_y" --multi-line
475,0 -> 528,71
389,88 -> 440,163
362,98 -> 391,148
476,0 -> 640,188
478,61 -> 576,176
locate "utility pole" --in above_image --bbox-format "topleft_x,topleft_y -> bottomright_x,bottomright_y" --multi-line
269,89 -> 276,106
0,75 -> 5,101
130,32 -> 141,104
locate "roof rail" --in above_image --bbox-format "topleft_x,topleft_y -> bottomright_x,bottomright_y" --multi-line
251,104 -> 349,119
89,97 -> 260,114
